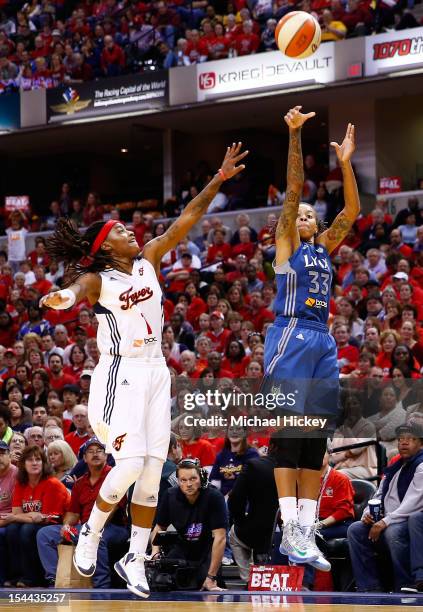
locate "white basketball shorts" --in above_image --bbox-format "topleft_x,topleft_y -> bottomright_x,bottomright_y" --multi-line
88,355 -> 171,461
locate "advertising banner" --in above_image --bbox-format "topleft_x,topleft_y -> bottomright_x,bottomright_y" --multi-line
47,70 -> 168,123
248,566 -> 304,592
196,44 -> 335,101
379,176 -> 402,194
365,26 -> 423,76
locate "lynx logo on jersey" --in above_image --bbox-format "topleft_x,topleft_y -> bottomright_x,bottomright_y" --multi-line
303,254 -> 329,270
119,286 -> 153,310
112,433 -> 127,451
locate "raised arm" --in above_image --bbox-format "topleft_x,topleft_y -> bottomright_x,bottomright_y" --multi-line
143,143 -> 248,272
318,124 -> 360,254
39,273 -> 101,309
275,106 -> 316,265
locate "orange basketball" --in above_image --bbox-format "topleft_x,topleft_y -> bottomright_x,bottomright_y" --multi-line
275,11 -> 321,59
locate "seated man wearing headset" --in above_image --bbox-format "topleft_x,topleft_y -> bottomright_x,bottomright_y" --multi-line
150,458 -> 228,591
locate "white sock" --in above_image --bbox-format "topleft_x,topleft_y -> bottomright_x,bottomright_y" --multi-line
298,498 -> 317,528
129,526 -> 151,555
87,504 -> 110,534
279,497 -> 298,524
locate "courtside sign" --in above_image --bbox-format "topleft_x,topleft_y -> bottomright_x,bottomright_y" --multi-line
196,44 -> 335,101
365,26 -> 423,76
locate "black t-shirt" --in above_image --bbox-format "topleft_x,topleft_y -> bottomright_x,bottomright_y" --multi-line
156,486 -> 228,559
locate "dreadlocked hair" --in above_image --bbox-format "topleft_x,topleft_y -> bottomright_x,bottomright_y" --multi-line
47,218 -> 120,286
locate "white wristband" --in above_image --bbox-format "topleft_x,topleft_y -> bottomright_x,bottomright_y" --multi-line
53,288 -> 76,310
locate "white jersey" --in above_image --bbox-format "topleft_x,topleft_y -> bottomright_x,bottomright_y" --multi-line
94,257 -> 164,358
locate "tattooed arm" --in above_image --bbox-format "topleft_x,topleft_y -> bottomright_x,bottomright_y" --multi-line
143,142 -> 248,275
275,106 -> 316,265
318,124 -> 360,254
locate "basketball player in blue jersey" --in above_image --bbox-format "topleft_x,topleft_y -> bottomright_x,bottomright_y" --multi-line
39,142 -> 248,597
263,107 -> 360,571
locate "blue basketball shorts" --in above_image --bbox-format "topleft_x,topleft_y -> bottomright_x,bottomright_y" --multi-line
262,316 -> 340,425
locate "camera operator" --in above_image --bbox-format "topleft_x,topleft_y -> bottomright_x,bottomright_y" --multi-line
150,459 -> 227,591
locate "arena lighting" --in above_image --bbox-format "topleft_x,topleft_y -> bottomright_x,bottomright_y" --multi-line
0,129 -> 11,135
63,106 -> 161,125
121,148 -> 128,153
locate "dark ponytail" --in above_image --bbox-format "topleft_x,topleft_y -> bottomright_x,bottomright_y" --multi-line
47,218 -> 120,285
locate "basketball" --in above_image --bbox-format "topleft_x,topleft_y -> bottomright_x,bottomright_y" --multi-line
275,11 -> 321,59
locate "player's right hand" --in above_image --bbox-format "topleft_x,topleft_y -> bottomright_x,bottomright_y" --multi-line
39,291 -> 70,309
284,106 -> 316,129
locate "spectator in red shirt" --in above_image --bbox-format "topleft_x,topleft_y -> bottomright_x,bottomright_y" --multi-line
235,20 -> 260,56
28,238 -> 50,269
4,445 -> 69,587
208,23 -> 229,60
64,405 -> 90,456
389,228 -> 413,259
207,311 -> 231,353
244,291 -> 274,332
32,265 -> 52,296
48,354 -> 76,391
82,193 -> 104,227
207,229 -> 232,264
343,0 -> 372,35
207,351 -> 234,379
31,35 -> 50,59
101,35 -> 125,76
184,28 -> 209,63
231,226 -> 256,261
176,418 -> 217,469
221,340 -> 249,378
334,324 -> 359,374
36,437 -> 129,588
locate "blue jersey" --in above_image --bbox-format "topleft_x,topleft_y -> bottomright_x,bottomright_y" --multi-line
273,242 -> 332,325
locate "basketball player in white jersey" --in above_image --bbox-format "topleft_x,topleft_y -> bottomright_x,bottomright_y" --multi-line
40,143 -> 248,597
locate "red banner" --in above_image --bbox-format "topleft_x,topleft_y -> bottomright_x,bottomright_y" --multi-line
5,196 -> 30,211
379,176 -> 402,194
248,565 -> 304,592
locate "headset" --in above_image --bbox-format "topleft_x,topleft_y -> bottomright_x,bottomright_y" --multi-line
176,458 -> 209,489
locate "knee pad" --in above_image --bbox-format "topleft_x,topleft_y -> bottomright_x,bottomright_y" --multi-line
99,456 -> 144,504
132,456 -> 164,507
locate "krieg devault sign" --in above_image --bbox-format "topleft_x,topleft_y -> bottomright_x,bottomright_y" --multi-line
196,43 -> 335,101
47,70 -> 169,123
365,26 -> 423,76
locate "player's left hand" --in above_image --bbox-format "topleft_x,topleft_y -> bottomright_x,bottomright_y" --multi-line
219,142 -> 249,180
330,123 -> 355,162
368,519 -> 386,542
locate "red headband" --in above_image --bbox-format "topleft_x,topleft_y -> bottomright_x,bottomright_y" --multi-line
90,220 -> 120,256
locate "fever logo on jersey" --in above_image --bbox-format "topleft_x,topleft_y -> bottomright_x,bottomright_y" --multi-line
305,297 -> 316,307
112,433 -> 127,451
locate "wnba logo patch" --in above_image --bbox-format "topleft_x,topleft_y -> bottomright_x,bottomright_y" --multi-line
112,433 -> 127,451
305,297 -> 316,307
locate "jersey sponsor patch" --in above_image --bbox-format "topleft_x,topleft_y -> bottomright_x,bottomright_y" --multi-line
121,379 -> 130,386
112,433 -> 127,451
305,297 -> 327,308
295,333 -> 304,340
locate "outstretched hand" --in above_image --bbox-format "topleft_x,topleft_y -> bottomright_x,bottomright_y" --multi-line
39,291 -> 69,309
284,105 -> 316,129
219,142 -> 249,180
330,123 -> 355,162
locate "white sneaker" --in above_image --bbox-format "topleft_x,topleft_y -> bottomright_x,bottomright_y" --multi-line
280,520 -> 319,564
222,556 -> 233,566
114,552 -> 150,598
303,524 -> 331,572
73,523 -> 102,577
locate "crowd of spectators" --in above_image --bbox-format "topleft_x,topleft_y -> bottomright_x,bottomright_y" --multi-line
0,165 -> 422,590
0,0 -> 421,92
